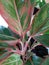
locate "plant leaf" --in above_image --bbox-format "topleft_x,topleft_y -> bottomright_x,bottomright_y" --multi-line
15,0 -> 34,34
0,26 -> 13,36
34,34 -> 49,46
44,30 -> 49,34
0,0 -> 34,36
0,34 -> 16,40
30,3 -> 49,35
0,0 -> 22,36
42,57 -> 49,65
0,52 -> 11,61
0,0 -> 18,19
32,55 -> 42,65
1,54 -> 23,65
25,60 -> 32,65
0,42 -> 9,48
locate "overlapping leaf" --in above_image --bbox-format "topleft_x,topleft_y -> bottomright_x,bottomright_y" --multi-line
0,26 -> 16,48
15,0 -> 34,34
0,0 -> 34,37
0,26 -> 17,59
30,3 -> 49,35
0,0 -> 22,36
1,54 -> 23,65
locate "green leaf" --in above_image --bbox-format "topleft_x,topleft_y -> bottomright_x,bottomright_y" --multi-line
30,0 -> 46,8
44,30 -> 49,34
25,60 -> 32,65
0,0 -> 33,35
20,12 -> 27,27
0,0 -> 22,36
1,54 -> 23,65
31,3 -> 49,35
15,0 -> 32,31
0,49 -> 7,55
42,57 -> 49,65
0,52 -> 10,60
0,26 -> 14,36
39,0 -> 46,8
30,0 -> 39,4
34,34 -> 49,46
1,0 -> 18,19
32,55 -> 42,65
0,42 -> 9,48
0,34 -> 16,40
15,0 -> 24,10
0,26 -> 20,39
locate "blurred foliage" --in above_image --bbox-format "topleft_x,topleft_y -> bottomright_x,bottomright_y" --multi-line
0,0 -> 49,65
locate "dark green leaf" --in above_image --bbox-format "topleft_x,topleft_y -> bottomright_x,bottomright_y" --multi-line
0,49 -> 7,55
0,26 -> 14,36
44,30 -> 49,34
0,42 -> 9,48
39,0 -> 46,8
0,34 -> 16,40
25,60 -> 32,65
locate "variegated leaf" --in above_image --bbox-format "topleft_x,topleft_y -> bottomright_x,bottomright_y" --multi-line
30,3 -> 49,35
0,0 -> 22,36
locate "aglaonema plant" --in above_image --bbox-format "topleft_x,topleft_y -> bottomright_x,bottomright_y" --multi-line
0,0 -> 49,65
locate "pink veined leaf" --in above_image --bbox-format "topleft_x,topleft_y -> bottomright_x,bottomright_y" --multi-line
0,2 -> 22,36
20,0 -> 34,37
23,5 -> 33,34
0,0 -> 34,38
